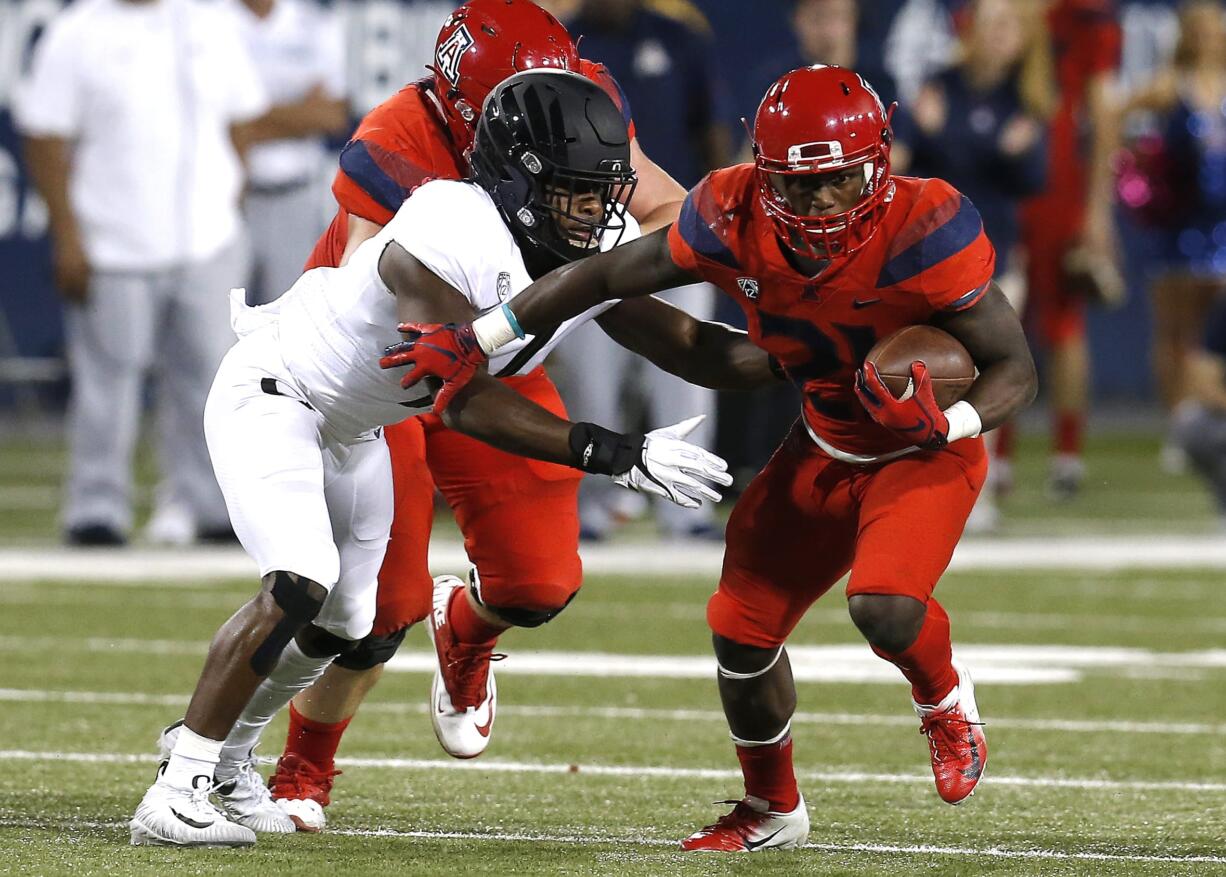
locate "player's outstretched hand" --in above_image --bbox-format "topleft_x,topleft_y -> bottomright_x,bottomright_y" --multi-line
612,415 -> 733,509
854,361 -> 950,450
379,321 -> 488,413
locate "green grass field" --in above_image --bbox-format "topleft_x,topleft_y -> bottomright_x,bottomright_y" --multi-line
0,430 -> 1224,874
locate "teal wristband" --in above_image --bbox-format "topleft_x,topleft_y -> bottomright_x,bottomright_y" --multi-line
501,303 -> 526,340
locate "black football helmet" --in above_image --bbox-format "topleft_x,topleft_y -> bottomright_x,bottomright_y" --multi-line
470,69 -> 637,267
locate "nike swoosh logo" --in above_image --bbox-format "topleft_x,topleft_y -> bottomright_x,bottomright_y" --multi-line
961,729 -> 982,779
900,419 -> 929,433
852,297 -> 881,309
169,806 -> 215,830
475,711 -> 494,738
744,826 -> 786,850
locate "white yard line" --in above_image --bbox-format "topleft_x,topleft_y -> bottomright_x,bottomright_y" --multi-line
3,749 -> 1224,795
2,819 -> 1222,865
2,686 -> 1222,736
1,637 -> 1222,684
5,534 -> 1226,582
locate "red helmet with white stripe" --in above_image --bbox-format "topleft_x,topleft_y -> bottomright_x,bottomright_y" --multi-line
752,65 -> 895,259
430,0 -> 579,152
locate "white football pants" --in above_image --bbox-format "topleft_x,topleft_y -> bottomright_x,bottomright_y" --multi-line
204,332 -> 392,642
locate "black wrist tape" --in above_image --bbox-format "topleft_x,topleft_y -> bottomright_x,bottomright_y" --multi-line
568,422 -> 645,476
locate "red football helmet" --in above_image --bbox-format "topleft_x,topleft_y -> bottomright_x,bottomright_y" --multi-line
752,65 -> 895,259
430,0 -> 579,152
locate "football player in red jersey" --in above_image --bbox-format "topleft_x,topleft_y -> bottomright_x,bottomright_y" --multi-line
1018,0 -> 1122,498
268,0 -> 692,830
389,64 -> 1038,851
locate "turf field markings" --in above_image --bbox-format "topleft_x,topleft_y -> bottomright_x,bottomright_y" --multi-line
5,535 -> 1226,582
5,749 -> 1226,794
1,638 -> 1222,684
3,818 -> 1225,866
2,686 -> 1224,736
1,818 -> 1222,865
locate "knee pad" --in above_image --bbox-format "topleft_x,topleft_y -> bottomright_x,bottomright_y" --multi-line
470,569 -> 577,628
250,571 -> 328,675
334,625 -> 409,671
295,623 -> 360,659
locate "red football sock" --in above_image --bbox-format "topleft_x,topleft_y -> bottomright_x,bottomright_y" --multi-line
1055,411 -> 1082,456
284,702 -> 350,770
736,736 -> 800,812
872,599 -> 958,706
448,587 -> 504,646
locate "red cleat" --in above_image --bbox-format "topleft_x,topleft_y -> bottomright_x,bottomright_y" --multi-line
915,659 -> 987,805
680,795 -> 809,852
429,575 -> 502,759
268,753 -> 341,832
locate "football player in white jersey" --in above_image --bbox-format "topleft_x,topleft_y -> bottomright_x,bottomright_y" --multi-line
131,70 -> 784,847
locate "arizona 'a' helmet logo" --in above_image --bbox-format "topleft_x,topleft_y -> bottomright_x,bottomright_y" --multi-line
436,24 -> 475,87
737,277 -> 760,299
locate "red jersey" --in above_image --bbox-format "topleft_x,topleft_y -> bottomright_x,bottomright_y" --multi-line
668,165 -> 995,458
1038,0 -> 1121,205
304,61 -> 635,271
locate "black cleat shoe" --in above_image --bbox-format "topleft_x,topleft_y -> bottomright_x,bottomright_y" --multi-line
65,523 -> 127,547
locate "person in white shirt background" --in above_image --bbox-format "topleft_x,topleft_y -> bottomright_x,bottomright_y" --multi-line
13,0 -> 341,547
230,0 -> 350,307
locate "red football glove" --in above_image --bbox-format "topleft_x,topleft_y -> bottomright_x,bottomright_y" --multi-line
379,321 -> 487,413
854,360 -> 950,450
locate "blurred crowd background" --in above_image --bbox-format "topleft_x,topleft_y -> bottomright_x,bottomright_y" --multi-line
0,0 -> 1223,546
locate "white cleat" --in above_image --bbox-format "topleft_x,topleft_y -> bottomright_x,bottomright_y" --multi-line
130,777 -> 256,848
427,575 -> 499,759
680,794 -> 810,852
276,797 -> 327,833
213,760 -> 297,833
157,719 -> 294,833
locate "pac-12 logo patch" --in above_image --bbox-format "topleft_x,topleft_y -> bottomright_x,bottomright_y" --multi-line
737,277 -> 759,299
436,24 -> 474,86
496,271 -> 512,301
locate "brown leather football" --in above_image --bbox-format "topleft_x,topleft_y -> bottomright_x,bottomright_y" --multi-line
863,325 -> 975,409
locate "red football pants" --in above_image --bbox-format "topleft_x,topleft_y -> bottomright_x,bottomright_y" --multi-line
370,367 -> 583,636
1019,195 -> 1086,345
709,424 -> 987,649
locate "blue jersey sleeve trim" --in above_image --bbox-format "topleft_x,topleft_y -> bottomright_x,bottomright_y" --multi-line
676,188 -> 740,271
875,195 -> 984,289
944,281 -> 989,312
338,139 -> 410,216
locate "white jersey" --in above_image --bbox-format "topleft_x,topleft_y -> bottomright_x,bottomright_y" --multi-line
232,179 -> 636,442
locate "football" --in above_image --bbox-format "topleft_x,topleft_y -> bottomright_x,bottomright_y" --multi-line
863,325 -> 975,409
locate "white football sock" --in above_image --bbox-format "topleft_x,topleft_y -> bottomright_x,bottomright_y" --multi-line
217,639 -> 334,778
162,725 -> 223,790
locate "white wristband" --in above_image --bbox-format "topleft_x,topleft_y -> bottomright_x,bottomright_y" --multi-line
943,400 -> 982,443
471,304 -> 525,355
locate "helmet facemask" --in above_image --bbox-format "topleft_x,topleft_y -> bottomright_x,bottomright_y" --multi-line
754,141 -> 894,261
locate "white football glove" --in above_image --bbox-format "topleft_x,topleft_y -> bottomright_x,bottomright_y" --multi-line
612,415 -> 732,509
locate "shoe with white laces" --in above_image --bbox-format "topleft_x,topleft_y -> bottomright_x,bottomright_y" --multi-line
914,659 -> 988,805
130,774 -> 256,847
680,794 -> 809,852
269,753 -> 341,832
157,719 -> 295,833
428,575 -> 502,759
212,759 -> 297,833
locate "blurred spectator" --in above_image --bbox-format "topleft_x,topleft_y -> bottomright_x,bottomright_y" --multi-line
737,0 -> 898,159
893,0 -> 1053,530
1016,0 -> 1123,500
1115,0 -> 1226,466
230,0 -> 351,305
551,0 -> 731,540
1170,294 -> 1226,527
15,0 -> 271,546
